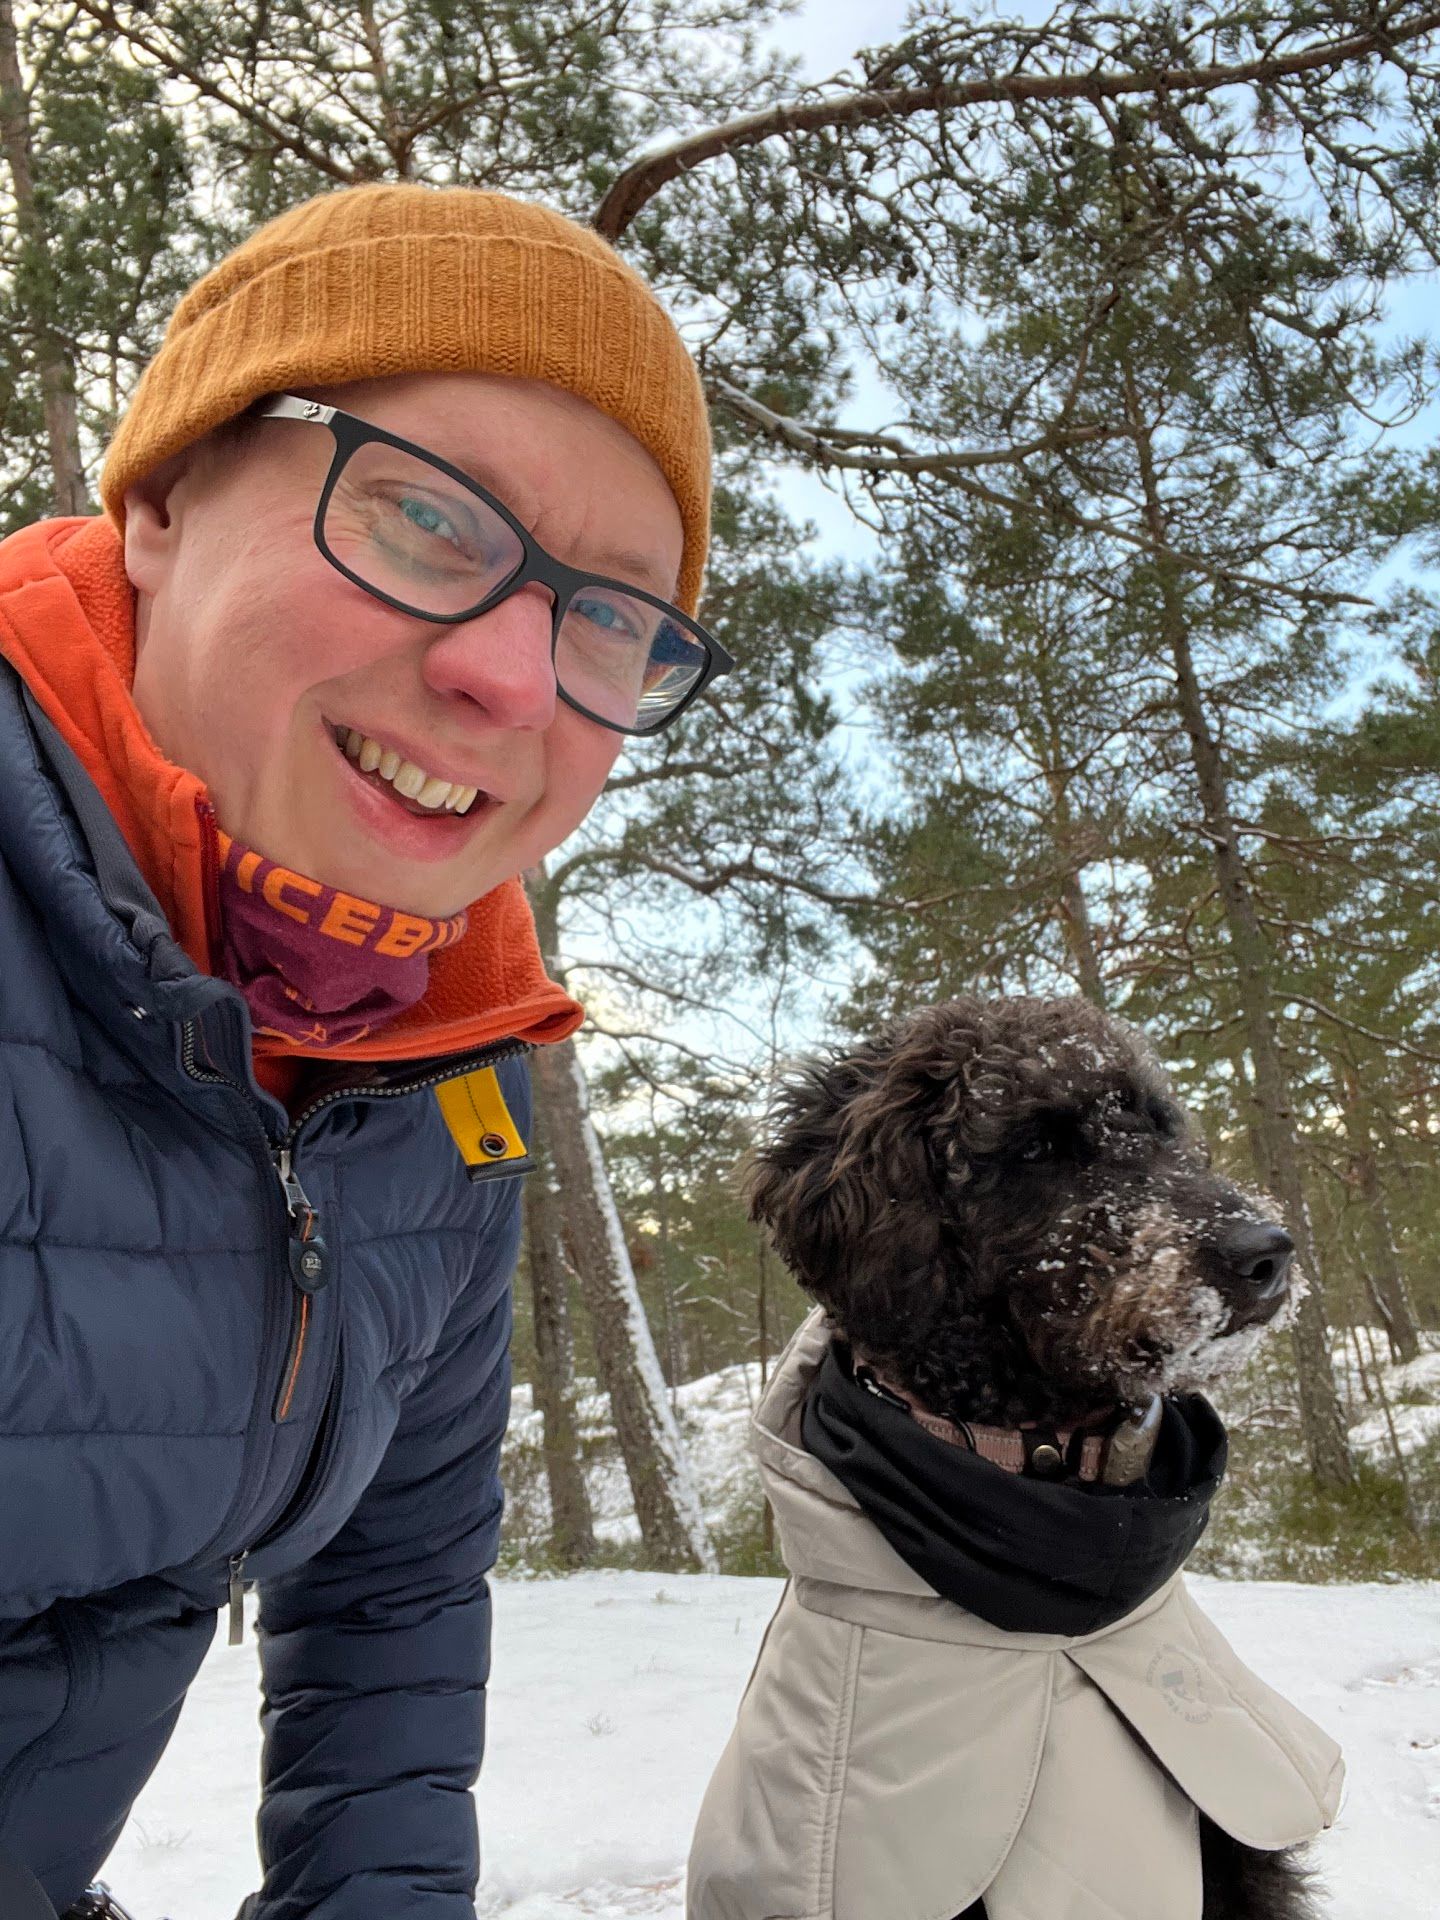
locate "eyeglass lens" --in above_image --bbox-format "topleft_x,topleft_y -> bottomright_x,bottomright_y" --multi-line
321,438 -> 709,731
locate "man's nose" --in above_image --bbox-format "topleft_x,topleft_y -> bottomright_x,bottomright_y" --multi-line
420,582 -> 558,730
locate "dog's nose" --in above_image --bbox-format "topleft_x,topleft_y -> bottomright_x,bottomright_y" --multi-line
1217,1222 -> 1294,1296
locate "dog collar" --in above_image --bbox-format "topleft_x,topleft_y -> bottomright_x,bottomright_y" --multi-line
853,1363 -> 1164,1487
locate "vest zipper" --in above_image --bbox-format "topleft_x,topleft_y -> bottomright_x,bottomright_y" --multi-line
179,1018 -> 295,1612
228,1342 -> 347,1646
273,1145 -> 329,1423
279,1037 -> 531,1143
180,1021 -> 529,1645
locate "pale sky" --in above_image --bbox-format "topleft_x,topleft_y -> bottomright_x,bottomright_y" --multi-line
774,0 -> 1055,79
772,0 -> 916,78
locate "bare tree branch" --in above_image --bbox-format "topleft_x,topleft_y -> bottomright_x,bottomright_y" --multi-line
709,376 -> 1121,472
594,5 -> 1440,238
69,0 -> 361,184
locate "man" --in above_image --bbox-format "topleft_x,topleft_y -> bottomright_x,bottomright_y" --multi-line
0,182 -> 727,1917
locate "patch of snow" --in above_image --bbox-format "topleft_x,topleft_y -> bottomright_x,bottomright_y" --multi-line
103,1571 -> 1440,1918
1353,1401 -> 1440,1461
506,1362 -> 770,1548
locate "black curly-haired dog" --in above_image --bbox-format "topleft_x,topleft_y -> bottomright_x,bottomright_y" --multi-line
749,994 -> 1320,1920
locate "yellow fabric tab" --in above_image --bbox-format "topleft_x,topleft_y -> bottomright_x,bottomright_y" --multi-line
435,1066 -> 531,1177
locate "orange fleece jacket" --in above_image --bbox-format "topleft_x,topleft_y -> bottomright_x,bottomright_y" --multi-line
0,515 -> 583,1105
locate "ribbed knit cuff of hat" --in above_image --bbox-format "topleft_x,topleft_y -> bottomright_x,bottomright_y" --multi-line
99,183 -> 711,611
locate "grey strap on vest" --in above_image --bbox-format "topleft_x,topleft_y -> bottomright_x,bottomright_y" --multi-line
0,1844 -> 59,1919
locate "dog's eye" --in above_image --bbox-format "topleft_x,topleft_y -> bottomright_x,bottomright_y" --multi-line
1019,1117 -> 1077,1162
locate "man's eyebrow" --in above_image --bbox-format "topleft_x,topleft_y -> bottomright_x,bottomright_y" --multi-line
433,443 -> 677,596
586,544 -> 678,594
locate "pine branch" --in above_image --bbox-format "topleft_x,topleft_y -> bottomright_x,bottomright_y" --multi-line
604,755 -> 740,792
593,4 -> 1440,238
1286,992 -> 1440,1065
709,376 -> 1121,473
69,0 -> 360,184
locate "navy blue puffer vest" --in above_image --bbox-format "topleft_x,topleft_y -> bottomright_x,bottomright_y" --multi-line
0,657 -> 530,1918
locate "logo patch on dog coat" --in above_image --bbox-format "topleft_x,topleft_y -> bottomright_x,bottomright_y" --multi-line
1148,1643 -> 1214,1723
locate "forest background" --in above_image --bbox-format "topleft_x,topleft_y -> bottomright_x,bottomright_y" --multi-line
2,0 -> 1438,1578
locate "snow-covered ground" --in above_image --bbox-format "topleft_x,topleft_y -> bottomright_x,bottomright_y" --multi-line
99,1329 -> 1440,1912
107,1570 -> 1440,1918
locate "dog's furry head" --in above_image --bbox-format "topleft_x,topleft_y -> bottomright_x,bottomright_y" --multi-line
750,997 -> 1296,1427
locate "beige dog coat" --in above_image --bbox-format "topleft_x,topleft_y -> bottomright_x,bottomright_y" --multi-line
688,1311 -> 1344,1920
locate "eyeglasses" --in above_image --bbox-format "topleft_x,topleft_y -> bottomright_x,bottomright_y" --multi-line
256,394 -> 734,735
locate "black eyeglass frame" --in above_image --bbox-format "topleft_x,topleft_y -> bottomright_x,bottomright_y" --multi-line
256,393 -> 734,737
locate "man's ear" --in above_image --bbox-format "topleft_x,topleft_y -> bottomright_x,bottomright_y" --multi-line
121,445 -> 206,595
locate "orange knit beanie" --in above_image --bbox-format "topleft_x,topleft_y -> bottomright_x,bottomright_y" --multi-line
100,183 -> 712,610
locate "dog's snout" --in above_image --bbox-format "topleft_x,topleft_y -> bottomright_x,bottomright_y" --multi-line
1216,1222 -> 1294,1296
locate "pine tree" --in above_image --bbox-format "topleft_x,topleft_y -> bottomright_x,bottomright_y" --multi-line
0,3 -> 191,520
711,20 -> 1440,1487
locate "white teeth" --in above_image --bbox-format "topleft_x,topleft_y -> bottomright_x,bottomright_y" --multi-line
334,726 -> 486,816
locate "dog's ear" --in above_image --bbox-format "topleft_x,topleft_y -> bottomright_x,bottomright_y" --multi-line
747,1044 -> 952,1343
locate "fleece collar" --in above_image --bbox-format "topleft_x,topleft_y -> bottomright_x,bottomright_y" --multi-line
0,514 -> 583,1068
802,1338 -> 1227,1637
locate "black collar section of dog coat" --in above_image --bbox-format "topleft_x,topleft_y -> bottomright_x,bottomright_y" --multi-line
802,1340 -> 1228,1637
851,1361 -> 1164,1486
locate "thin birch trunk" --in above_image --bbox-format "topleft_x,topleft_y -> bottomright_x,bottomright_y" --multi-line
1123,368 -> 1353,1490
1042,766 -> 1107,1007
0,1 -> 87,516
531,1039 -> 717,1571
1359,1324 -> 1421,1536
523,863 -> 715,1570
757,1229 -> 775,1557
651,1130 -> 683,1409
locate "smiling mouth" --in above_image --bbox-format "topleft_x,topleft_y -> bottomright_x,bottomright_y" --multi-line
330,724 -> 488,818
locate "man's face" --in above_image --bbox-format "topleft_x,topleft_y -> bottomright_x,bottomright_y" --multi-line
125,372 -> 685,917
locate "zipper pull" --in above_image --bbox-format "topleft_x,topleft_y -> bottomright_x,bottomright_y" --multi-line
228,1550 -> 249,1646
275,1147 -> 329,1291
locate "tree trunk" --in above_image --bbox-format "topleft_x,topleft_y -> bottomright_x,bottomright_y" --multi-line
1042,766 -> 1107,1007
757,1229 -> 775,1557
756,1229 -> 772,1390
0,1 -> 88,516
523,861 -> 715,1570
531,1038 -> 717,1572
523,1139 -> 596,1567
1124,371 -> 1353,1489
1336,1060 -> 1421,1364
651,1131 -> 683,1406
